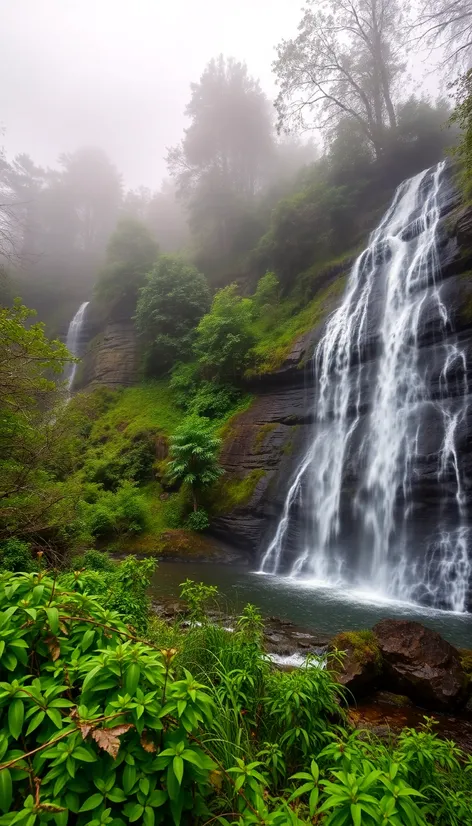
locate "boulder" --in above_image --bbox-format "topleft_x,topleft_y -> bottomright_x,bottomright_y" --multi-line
329,631 -> 382,697
373,619 -> 467,710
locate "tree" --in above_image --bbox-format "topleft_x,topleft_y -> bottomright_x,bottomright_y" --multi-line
194,284 -> 255,379
450,70 -> 472,199
167,56 -> 275,281
0,302 -> 81,544
417,0 -> 472,69
274,0 -> 406,158
168,416 -> 223,510
135,255 -> 210,375
122,180 -> 189,252
94,217 -> 159,321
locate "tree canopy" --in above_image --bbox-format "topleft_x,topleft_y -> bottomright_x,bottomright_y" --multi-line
135,255 -> 210,376
274,0 -> 406,158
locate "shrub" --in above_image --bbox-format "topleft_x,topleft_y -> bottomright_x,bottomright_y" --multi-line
168,416 -> 223,510
0,539 -> 38,573
135,255 -> 210,376
185,509 -> 210,532
194,284 -> 255,380
81,482 -> 149,539
0,569 -> 215,825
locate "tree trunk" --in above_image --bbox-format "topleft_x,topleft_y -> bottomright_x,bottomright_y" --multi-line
192,489 -> 198,512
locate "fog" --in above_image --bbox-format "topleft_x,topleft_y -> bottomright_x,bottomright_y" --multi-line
0,0 -> 303,188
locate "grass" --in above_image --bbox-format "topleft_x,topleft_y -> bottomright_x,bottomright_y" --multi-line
88,380 -> 182,440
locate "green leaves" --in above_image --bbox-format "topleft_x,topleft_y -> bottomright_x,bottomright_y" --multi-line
0,769 -> 12,813
8,699 -> 24,740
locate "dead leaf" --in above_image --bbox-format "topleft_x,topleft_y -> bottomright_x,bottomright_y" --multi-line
79,723 -> 94,740
140,731 -> 157,753
91,724 -> 134,759
209,770 -> 222,791
45,635 -> 60,661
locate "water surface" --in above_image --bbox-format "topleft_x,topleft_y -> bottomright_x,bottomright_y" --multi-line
151,562 -> 472,649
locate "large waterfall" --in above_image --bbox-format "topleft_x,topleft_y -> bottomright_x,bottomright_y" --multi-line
64,301 -> 89,391
260,162 -> 472,613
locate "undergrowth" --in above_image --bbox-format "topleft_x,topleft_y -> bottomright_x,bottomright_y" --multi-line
0,558 -> 470,826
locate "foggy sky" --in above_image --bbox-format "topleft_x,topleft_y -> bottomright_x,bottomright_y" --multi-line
0,0 -> 303,189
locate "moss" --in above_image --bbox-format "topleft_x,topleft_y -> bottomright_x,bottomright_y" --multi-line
282,425 -> 299,456
459,648 -> 472,683
247,276 -> 347,377
254,422 -> 276,450
210,468 -> 266,514
332,630 -> 382,672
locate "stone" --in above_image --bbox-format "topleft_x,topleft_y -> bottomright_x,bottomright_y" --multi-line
329,631 -> 382,697
373,619 -> 468,710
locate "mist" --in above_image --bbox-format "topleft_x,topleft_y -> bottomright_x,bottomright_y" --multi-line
0,0 -> 303,188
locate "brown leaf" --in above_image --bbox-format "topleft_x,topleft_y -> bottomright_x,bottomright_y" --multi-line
79,723 -> 94,740
45,635 -> 60,662
91,724 -> 134,759
140,731 -> 157,753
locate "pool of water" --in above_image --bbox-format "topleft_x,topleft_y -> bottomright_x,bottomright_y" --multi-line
150,561 -> 472,649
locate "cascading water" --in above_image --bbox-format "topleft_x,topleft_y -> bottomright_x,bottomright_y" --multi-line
260,161 -> 471,613
64,301 -> 89,392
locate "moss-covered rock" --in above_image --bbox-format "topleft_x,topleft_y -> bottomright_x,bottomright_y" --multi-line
330,630 -> 383,697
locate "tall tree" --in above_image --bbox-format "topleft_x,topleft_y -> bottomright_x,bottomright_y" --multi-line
274,0 -> 406,158
417,0 -> 472,69
167,56 -> 275,280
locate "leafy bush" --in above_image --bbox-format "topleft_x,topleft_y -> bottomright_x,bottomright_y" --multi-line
168,416 -> 223,510
135,255 -> 210,376
194,284 -> 255,380
179,579 -> 219,624
185,509 -> 210,532
0,539 -> 38,573
0,569 -> 215,825
81,482 -> 149,539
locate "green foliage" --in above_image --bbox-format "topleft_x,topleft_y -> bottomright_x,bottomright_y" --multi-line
135,255 -> 210,376
0,302 -> 83,546
168,416 -> 223,509
179,579 -> 219,624
185,509 -> 210,532
0,540 -> 38,573
0,569 -> 470,826
0,568 -> 215,825
194,284 -> 255,380
252,271 -> 280,313
94,218 -> 159,322
450,70 -> 472,200
80,482 -> 149,540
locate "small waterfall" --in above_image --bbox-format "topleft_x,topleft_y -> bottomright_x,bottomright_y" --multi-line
260,162 -> 471,612
64,301 -> 89,391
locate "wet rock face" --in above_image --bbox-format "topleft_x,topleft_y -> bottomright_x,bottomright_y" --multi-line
373,619 -> 468,709
76,321 -> 139,389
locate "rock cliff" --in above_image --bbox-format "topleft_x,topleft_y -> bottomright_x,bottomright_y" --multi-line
211,171 -> 472,582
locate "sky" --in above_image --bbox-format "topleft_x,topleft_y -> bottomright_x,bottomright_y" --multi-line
0,0 -> 303,189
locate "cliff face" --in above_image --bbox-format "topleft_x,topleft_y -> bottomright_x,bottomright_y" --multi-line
210,280 -> 346,554
75,321 -> 139,390
212,174 -> 472,580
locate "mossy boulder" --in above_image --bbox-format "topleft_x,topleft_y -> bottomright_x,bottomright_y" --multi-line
330,630 -> 383,697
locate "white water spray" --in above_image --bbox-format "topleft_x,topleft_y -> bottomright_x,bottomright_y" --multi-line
65,301 -> 89,392
260,162 -> 471,612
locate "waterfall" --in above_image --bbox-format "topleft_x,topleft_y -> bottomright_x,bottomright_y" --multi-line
64,301 -> 89,391
260,162 -> 471,613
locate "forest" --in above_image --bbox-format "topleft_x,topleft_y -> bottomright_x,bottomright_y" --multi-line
1,0 -> 472,823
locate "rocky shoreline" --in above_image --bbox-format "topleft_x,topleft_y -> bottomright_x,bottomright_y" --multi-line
152,596 -> 472,750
